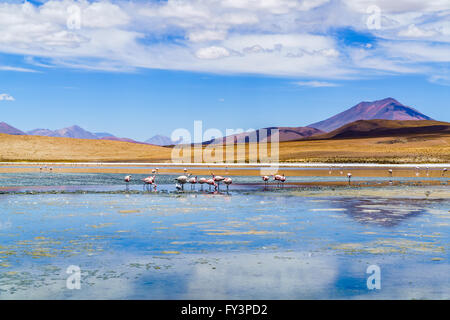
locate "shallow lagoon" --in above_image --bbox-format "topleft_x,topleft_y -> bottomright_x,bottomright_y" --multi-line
0,172 -> 449,299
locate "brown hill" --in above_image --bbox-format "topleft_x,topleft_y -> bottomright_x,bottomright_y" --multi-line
309,98 -> 432,132
0,133 -> 172,162
203,126 -> 324,145
310,119 -> 450,140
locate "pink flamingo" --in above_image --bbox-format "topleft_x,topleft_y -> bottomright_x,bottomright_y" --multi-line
223,177 -> 232,192
188,176 -> 198,189
206,178 -> 217,191
198,177 -> 207,190
124,175 -> 131,190
175,171 -> 188,191
280,174 -> 286,187
273,174 -> 283,187
347,173 -> 352,184
142,175 -> 156,191
262,175 -> 269,188
212,173 -> 225,190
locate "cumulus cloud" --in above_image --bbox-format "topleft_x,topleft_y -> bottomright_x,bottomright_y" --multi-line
0,93 -> 15,101
0,0 -> 448,78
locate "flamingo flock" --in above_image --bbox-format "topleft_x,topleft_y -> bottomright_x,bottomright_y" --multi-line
122,168 -> 293,193
174,169 -> 232,192
120,164 -> 448,193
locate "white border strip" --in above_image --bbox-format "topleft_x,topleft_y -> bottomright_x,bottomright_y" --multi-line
0,162 -> 448,168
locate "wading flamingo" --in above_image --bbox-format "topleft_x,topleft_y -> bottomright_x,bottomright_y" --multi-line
188,176 -> 198,189
198,177 -> 207,190
142,176 -> 156,191
273,174 -> 283,187
124,175 -> 131,190
206,178 -> 217,191
223,177 -> 232,192
280,174 -> 286,187
347,173 -> 352,185
175,175 -> 188,191
443,168 -> 448,177
388,169 -> 393,177
212,174 -> 225,190
262,175 -> 269,188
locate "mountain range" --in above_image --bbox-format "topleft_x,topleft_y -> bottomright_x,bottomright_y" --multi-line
145,135 -> 182,146
0,98 -> 441,144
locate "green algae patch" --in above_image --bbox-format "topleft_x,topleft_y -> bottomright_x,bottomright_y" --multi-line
431,257 -> 444,261
89,223 -> 115,229
331,238 -> 446,255
118,209 -> 141,214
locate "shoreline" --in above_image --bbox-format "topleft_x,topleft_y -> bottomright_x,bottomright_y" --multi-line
1,161 -> 449,167
0,163 -> 449,178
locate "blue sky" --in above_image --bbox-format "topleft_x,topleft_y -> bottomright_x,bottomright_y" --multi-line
0,0 -> 449,141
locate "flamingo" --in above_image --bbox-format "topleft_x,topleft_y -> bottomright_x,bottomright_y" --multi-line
223,177 -> 232,192
124,175 -> 131,190
175,174 -> 188,191
347,173 -> 352,185
206,178 -> 217,191
198,177 -> 207,190
273,174 -> 283,187
212,173 -> 225,190
188,176 -> 198,189
142,176 -> 156,191
262,175 -> 269,188
388,169 -> 393,177
280,174 -> 286,187
443,168 -> 448,177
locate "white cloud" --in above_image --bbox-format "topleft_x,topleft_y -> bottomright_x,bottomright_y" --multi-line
0,65 -> 37,72
0,93 -> 15,101
0,0 -> 448,79
195,46 -> 231,59
398,24 -> 437,38
295,81 -> 338,87
188,29 -> 227,42
428,74 -> 450,86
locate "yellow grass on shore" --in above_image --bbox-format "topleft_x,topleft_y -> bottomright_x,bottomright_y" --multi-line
185,133 -> 450,164
277,134 -> 450,163
0,133 -> 172,162
0,131 -> 449,163
0,165 -> 448,178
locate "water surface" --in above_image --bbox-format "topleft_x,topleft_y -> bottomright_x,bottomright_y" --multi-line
0,172 -> 448,299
